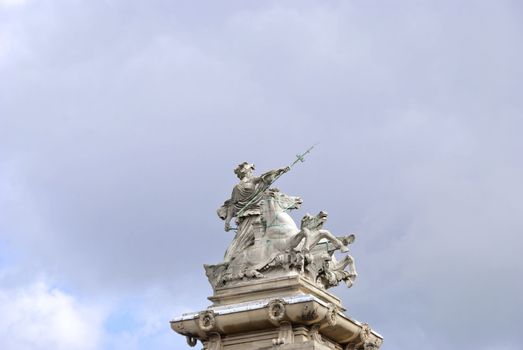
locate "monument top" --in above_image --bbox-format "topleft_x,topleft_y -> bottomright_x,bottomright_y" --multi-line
171,152 -> 383,350
207,150 -> 357,293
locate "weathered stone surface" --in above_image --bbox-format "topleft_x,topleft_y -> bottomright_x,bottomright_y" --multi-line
209,162 -> 358,292
208,274 -> 343,308
170,158 -> 383,349
170,276 -> 382,349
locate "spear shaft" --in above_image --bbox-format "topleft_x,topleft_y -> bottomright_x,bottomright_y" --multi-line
236,145 -> 315,217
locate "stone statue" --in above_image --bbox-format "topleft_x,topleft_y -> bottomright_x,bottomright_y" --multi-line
206,153 -> 359,291
173,150 -> 383,350
217,162 -> 289,262
289,211 -> 349,253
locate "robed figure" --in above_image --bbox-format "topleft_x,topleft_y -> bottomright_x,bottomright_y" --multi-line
217,162 -> 289,262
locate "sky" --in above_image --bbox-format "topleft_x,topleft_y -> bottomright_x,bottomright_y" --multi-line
0,0 -> 522,349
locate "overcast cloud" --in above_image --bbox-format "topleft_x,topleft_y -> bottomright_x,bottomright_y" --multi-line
1,1 -> 522,349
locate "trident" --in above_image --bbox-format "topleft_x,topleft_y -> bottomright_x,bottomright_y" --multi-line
236,145 -> 315,218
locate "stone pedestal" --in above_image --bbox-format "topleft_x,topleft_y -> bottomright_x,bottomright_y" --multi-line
171,161 -> 382,349
171,273 -> 382,350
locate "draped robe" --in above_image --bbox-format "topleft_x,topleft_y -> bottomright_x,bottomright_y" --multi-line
218,170 -> 281,262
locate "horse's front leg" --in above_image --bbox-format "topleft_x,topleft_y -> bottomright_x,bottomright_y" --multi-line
317,229 -> 349,252
333,255 -> 351,270
288,230 -> 305,251
288,228 -> 313,253
332,255 -> 357,288
345,255 -> 357,287
347,256 -> 357,277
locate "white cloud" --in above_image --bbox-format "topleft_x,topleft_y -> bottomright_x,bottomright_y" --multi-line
0,0 -> 28,8
100,288 -> 190,350
0,280 -> 105,350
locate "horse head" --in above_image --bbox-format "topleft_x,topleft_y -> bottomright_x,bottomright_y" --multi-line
300,211 -> 328,230
260,188 -> 302,240
262,188 -> 303,212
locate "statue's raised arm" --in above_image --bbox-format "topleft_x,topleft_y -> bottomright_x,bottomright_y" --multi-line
258,166 -> 290,187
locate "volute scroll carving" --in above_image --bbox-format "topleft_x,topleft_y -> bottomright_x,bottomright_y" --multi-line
272,321 -> 294,346
309,324 -> 324,343
205,332 -> 223,350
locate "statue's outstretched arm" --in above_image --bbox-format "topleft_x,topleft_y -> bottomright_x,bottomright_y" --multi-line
258,166 -> 290,185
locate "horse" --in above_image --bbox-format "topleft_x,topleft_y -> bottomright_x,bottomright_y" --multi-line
260,188 -> 302,239
319,254 -> 358,288
208,189 -> 301,280
260,193 -> 350,255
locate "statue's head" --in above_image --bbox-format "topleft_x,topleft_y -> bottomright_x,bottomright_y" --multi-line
234,162 -> 255,179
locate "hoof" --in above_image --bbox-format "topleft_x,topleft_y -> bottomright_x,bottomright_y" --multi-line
245,270 -> 264,279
